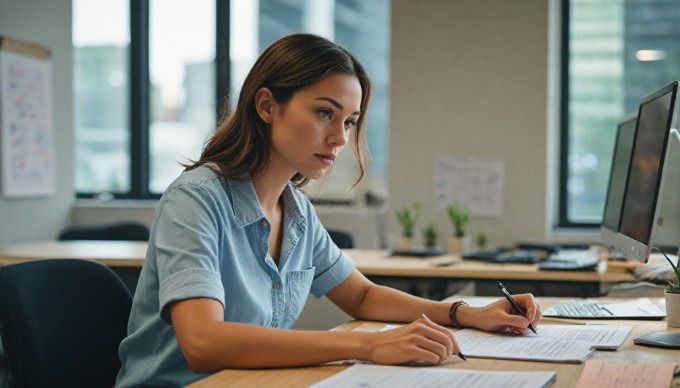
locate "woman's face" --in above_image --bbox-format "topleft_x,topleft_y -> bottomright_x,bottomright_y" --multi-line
268,73 -> 362,180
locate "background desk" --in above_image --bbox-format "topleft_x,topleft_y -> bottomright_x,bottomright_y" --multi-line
0,240 -> 147,292
189,297 -> 680,388
0,240 -> 147,266
346,249 -> 638,299
0,243 -> 639,297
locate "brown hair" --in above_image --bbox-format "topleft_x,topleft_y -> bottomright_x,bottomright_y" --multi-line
185,33 -> 372,188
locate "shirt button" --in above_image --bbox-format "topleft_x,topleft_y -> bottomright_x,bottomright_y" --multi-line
273,282 -> 280,289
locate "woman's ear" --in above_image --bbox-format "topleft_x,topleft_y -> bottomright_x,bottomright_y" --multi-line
255,87 -> 275,123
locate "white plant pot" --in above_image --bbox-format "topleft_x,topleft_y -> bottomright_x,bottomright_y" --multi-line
447,236 -> 469,255
666,291 -> 680,328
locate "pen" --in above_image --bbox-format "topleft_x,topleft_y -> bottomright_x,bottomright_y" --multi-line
421,313 -> 466,361
495,281 -> 538,335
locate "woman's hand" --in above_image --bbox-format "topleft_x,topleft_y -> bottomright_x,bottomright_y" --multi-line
364,317 -> 460,366
457,293 -> 542,335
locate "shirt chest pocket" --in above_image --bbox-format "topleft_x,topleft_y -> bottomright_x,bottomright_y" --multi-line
285,267 -> 315,324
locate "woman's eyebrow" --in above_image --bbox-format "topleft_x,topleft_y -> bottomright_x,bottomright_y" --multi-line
315,97 -> 361,115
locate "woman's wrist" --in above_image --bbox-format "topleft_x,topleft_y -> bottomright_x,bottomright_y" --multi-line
354,331 -> 375,361
452,304 -> 476,329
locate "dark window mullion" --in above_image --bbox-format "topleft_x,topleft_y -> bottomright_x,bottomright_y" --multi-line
216,0 -> 231,116
558,0 -> 571,226
130,0 -> 151,199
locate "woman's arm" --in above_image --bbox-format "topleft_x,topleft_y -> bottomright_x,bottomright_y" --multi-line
325,269 -> 542,334
170,297 -> 455,372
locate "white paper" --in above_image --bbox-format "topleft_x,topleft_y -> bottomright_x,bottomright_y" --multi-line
310,364 -> 556,388
434,157 -> 504,216
454,329 -> 595,363
0,49 -> 54,197
532,324 -> 632,350
544,299 -> 666,319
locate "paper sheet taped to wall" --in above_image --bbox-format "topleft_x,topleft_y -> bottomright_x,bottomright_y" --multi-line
0,36 -> 54,197
434,157 -> 504,217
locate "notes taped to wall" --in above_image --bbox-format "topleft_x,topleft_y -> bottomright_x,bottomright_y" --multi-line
0,36 -> 54,197
434,157 -> 504,217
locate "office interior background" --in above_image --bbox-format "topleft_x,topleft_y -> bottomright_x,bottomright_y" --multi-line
1,0 -> 679,251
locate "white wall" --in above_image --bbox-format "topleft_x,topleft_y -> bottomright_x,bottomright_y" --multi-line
388,0 -> 552,247
0,0 -> 74,245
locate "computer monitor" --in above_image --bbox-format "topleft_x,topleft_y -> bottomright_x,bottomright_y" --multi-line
615,81 -> 679,263
600,112 -> 638,247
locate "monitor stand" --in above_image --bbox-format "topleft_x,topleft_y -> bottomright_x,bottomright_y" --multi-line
634,331 -> 680,349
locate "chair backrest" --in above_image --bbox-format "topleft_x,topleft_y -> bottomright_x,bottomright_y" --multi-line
0,259 -> 132,388
58,222 -> 150,241
327,229 -> 354,249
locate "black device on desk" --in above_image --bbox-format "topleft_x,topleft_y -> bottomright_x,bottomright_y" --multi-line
517,242 -> 592,254
462,248 -> 546,264
539,259 -> 598,271
389,247 -> 446,257
539,251 -> 599,271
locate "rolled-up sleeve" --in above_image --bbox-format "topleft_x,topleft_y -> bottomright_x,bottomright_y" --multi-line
154,183 -> 226,323
310,250 -> 354,297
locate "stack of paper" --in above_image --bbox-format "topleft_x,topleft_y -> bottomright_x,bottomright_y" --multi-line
310,364 -> 556,388
454,325 -> 632,363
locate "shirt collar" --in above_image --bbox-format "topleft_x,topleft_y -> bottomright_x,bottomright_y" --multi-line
227,179 -> 305,229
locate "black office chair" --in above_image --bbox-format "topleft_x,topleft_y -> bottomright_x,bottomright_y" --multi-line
0,259 -> 133,388
58,221 -> 150,241
327,229 -> 354,249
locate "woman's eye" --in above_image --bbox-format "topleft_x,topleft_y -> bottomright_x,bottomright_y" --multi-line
319,109 -> 332,120
344,120 -> 357,130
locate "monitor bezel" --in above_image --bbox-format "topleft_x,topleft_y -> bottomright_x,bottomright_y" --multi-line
614,81 -> 679,263
600,112 -> 638,247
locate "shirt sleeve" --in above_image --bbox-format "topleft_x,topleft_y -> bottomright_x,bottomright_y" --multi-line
153,182 -> 227,324
310,249 -> 355,297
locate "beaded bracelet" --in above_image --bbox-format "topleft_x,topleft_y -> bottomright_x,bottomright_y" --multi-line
448,300 -> 469,328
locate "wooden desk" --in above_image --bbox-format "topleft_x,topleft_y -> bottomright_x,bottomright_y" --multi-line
346,249 -> 635,283
346,249 -> 638,298
0,240 -> 147,292
0,244 -> 632,282
0,240 -> 147,267
188,297 -> 680,388
0,243 -> 637,297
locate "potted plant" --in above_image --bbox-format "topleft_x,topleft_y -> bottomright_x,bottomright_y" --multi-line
422,222 -> 439,248
476,232 -> 488,250
662,253 -> 680,327
395,202 -> 421,250
446,202 -> 470,254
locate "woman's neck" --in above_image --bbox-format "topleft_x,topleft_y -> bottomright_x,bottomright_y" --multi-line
251,170 -> 292,215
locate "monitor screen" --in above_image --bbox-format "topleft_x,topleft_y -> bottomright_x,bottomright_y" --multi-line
600,113 -> 637,244
616,81 -> 678,261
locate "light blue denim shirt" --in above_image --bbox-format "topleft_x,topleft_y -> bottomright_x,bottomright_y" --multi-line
115,165 -> 354,387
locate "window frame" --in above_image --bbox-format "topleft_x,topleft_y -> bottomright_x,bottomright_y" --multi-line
76,0 -> 230,200
557,0 -> 601,228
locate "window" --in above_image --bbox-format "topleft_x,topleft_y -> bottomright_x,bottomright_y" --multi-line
560,0 -> 680,227
73,0 -> 130,194
73,0 -> 390,200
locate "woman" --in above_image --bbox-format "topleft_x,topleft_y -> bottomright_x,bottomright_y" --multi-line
115,33 -> 541,387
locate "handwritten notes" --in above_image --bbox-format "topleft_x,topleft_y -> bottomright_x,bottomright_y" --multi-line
454,329 -> 595,363
575,360 -> 677,388
453,325 -> 632,363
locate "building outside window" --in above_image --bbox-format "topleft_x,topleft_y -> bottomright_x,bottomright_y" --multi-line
562,0 -> 680,227
73,0 -> 390,202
